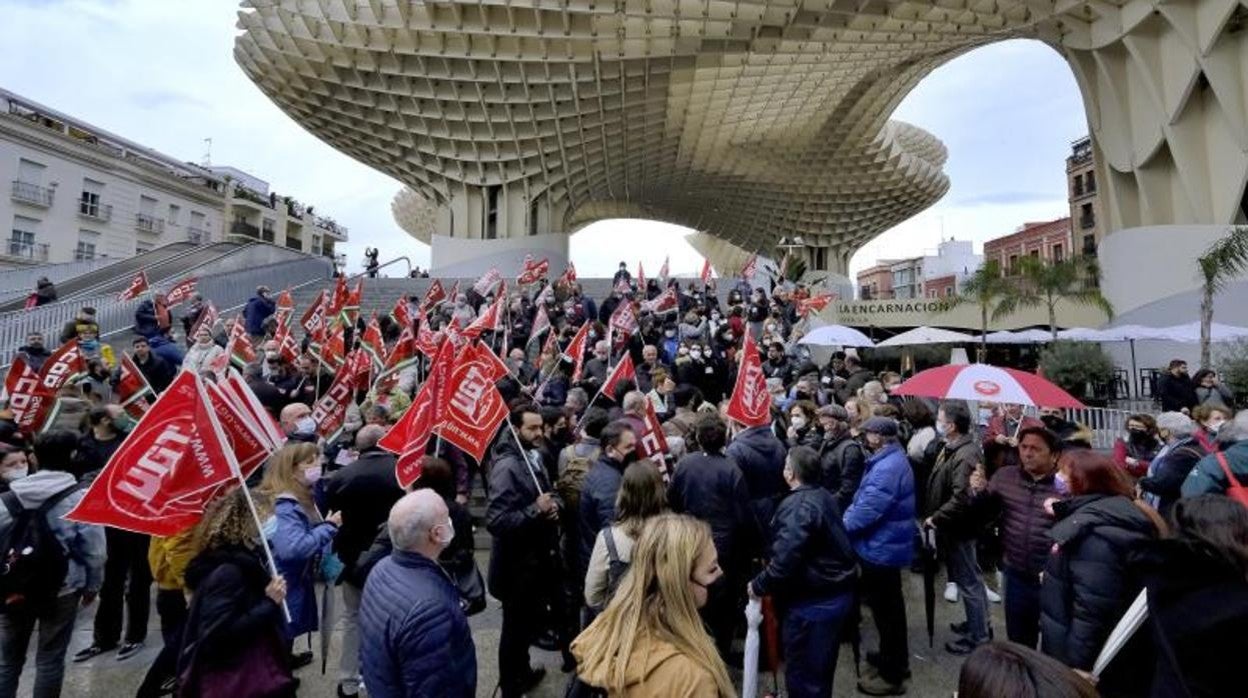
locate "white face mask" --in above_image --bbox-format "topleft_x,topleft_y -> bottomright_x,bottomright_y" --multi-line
295,416 -> 317,435
302,465 -> 323,485
790,416 -> 807,430
1,467 -> 28,482
936,421 -> 949,436
690,349 -> 703,360
434,517 -> 455,546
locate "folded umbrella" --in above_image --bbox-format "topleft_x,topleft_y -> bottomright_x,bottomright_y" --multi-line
743,598 -> 762,698
920,523 -> 939,648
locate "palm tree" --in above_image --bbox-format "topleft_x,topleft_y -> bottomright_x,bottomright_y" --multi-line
1196,226 -> 1248,367
995,256 -> 1114,340
950,259 -> 1014,361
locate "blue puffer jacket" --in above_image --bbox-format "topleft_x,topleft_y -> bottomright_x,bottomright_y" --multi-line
360,550 -> 477,698
265,495 -> 338,638
843,443 -> 916,567
244,294 -> 276,335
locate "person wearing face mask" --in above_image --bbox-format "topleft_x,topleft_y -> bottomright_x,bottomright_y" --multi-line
750,446 -> 858,698
747,289 -> 769,339
181,325 -> 226,378
786,401 -> 822,450
358,489 -> 477,697
1111,414 -> 1162,478
816,405 -> 866,512
0,444 -> 29,493
679,311 -> 708,344
660,324 -> 681,365
582,340 -> 612,389
257,442 -> 342,664
15,332 -> 51,374
1138,412 -> 1204,516
71,406 -> 127,483
843,417 -> 916,696
578,422 -> 639,576
1189,404 -> 1232,452
1182,409 -> 1248,499
280,402 -> 318,444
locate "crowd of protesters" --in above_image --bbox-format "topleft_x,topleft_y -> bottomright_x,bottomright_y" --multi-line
0,263 -> 1246,698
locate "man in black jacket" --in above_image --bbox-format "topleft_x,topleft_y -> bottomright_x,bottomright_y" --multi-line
1156,359 -> 1197,413
576,421 -> 636,576
669,415 -> 757,657
322,425 -> 405,698
487,405 -> 562,698
926,401 -> 990,655
749,445 -> 857,698
128,337 -> 174,395
816,405 -> 866,512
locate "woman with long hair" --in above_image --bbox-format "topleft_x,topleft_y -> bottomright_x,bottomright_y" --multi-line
571,514 -> 734,697
1111,413 -> 1162,478
584,462 -> 668,610
256,443 -> 341,661
1134,494 -> 1248,697
179,487 -> 295,697
1039,451 -> 1165,696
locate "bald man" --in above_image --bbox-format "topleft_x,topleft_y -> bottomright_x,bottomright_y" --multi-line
359,491 -> 477,697
279,403 -> 315,443
323,424 -> 404,697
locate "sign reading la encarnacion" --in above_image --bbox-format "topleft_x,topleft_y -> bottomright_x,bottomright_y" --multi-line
825,298 -> 1105,330
833,300 -> 955,327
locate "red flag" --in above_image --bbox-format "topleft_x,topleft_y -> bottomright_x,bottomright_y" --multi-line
528,305 -> 551,345
471,340 -> 512,382
640,287 -> 678,315
391,296 -> 414,329
204,381 -> 272,479
445,280 -> 461,304
361,315 -> 387,368
726,332 -> 771,428
517,256 -> 549,285
463,295 -> 503,340
338,280 -> 363,326
327,276 -> 349,320
310,362 -> 357,439
346,347 -> 373,387
380,340 -> 454,486
741,253 -> 759,281
637,262 -> 646,289
189,301 -> 218,340
601,354 -> 636,401
273,321 -> 300,364
164,278 -> 198,308
433,343 -> 509,462
797,292 -> 836,316
318,324 -> 346,369
118,271 -> 150,301
636,399 -> 670,475
557,263 -> 577,286
415,313 -> 440,356
375,326 -> 418,392
116,353 -> 154,419
274,288 -> 295,321
563,322 -> 591,383
609,301 -> 639,337
541,324 -> 559,360
63,372 -> 241,536
613,278 -> 631,295
300,290 -> 328,339
17,342 -> 87,434
227,315 -> 256,368
659,256 -> 670,283
420,279 -> 447,312
222,371 -> 284,448
473,268 -> 503,296
3,357 -> 39,433
699,258 -> 713,285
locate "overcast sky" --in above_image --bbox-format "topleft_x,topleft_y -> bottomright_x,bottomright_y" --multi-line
1,1 -> 1086,278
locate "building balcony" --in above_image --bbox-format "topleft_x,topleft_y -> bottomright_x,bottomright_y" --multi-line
186,226 -> 209,244
261,229 -> 275,243
1080,216 -> 1096,229
11,180 -> 54,208
135,214 -> 165,235
4,240 -> 50,262
284,237 -> 302,252
312,215 -> 348,240
78,201 -> 112,222
230,220 -> 260,239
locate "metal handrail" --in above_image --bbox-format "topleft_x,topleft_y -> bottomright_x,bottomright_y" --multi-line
347,256 -> 412,281
50,242 -> 248,305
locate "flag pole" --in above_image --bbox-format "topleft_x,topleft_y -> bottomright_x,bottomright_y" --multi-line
506,421 -> 544,493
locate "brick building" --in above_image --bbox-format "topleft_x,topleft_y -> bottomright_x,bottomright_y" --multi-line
982,217 -> 1072,275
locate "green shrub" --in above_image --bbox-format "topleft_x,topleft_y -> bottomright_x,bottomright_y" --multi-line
1039,341 -> 1114,398
1215,339 -> 1248,400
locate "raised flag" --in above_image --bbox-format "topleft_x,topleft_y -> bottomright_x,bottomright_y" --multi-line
528,305 -> 551,345
189,301 -> 218,340
445,280 -> 461,305
361,315 -> 387,368
797,292 -> 836,317
420,279 -> 447,312
433,343 -> 509,462
227,315 -> 256,368
699,258 -> 713,285
118,271 -> 150,302
541,324 -> 559,360
346,347 -> 373,387
640,287 -> 678,315
557,262 -> 577,286
613,277 -> 631,295
338,280 -> 363,327
274,288 -> 295,322
741,253 -> 759,281
414,313 -> 440,357
63,372 -> 241,537
380,339 -> 454,486
535,283 -> 555,307
473,267 -> 503,297
726,332 -> 771,428
3,358 -> 39,433
23,342 -> 88,433
164,278 -> 198,308
318,324 -> 346,369
517,256 -> 549,286
636,399 -> 670,475
600,354 -> 636,403
327,276 -> 349,320
273,320 -> 300,364
204,381 -> 271,479
116,353 -> 154,419
609,300 -> 639,337
309,362 -> 357,440
637,262 -> 646,289
300,290 -> 328,339
374,326 -> 418,391
659,256 -> 670,283
463,294 -> 503,340
222,370 -> 284,448
391,296 -> 414,329
563,322 -> 591,383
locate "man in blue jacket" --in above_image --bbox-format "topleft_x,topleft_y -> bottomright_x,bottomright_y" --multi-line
243,285 -> 276,340
360,489 -> 476,698
843,417 -> 916,696
576,421 -> 636,576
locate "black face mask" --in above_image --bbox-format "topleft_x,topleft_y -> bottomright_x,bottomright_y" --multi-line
620,450 -> 639,466
1040,415 -> 1065,430
1128,430 -> 1153,446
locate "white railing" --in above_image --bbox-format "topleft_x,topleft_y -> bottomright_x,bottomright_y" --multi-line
0,256 -> 118,305
10,180 -> 54,207
3,240 -> 49,262
1023,405 -> 1134,451
0,256 -> 332,369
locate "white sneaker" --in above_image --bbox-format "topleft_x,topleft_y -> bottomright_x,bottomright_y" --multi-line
986,586 -> 1002,604
944,581 -> 959,603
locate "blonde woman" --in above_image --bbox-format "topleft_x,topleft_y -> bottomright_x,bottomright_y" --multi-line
571,514 -> 735,697
256,443 -> 341,662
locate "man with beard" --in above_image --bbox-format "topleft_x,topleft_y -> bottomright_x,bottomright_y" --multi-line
1157,359 -> 1198,414
15,332 -> 50,373
486,405 -> 562,698
127,337 -> 174,394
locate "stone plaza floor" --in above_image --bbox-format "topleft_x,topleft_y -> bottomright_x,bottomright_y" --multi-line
36,547 -> 1002,698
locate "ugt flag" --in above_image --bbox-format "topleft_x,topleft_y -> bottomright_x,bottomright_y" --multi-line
726,332 -> 771,428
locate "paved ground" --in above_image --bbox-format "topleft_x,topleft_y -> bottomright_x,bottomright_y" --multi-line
35,546 -> 1002,697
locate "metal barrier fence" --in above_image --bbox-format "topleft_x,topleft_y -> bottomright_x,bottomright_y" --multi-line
0,256 -> 332,369
0,257 -> 119,305
1023,405 -> 1132,450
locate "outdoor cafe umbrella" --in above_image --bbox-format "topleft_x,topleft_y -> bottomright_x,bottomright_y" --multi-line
892,363 -> 1086,409
875,326 -> 976,348
798,324 -> 875,347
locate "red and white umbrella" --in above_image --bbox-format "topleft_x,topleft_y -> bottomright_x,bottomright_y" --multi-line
893,363 -> 1085,408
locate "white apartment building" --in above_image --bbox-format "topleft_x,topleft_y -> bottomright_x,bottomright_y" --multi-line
922,239 -> 982,288
0,88 -> 346,269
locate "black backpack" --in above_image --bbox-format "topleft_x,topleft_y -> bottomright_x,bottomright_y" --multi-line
0,486 -> 79,612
